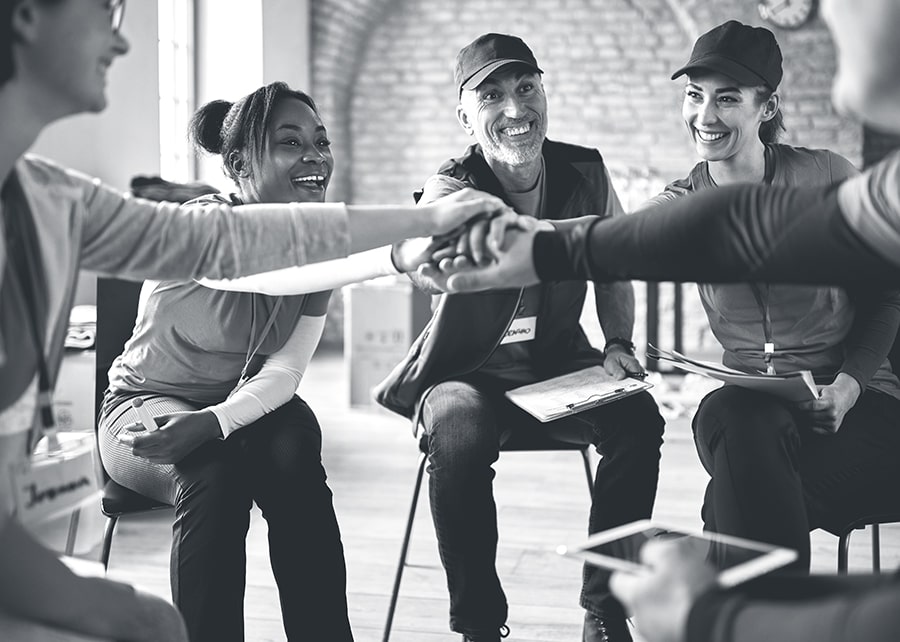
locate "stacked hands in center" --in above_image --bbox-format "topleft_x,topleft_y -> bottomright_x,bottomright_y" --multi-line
394,186 -> 548,292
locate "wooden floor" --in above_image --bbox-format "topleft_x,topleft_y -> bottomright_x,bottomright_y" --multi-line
75,352 -> 899,642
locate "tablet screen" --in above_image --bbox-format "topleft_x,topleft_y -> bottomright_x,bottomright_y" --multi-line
562,520 -> 797,586
583,526 -> 774,571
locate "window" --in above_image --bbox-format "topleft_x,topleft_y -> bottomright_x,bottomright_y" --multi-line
158,0 -> 195,181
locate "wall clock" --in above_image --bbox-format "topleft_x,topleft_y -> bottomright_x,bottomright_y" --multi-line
757,0 -> 816,29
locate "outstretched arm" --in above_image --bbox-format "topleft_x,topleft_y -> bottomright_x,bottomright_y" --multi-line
442,181 -> 900,293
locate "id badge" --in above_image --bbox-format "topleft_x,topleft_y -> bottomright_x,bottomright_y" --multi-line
501,316 -> 537,345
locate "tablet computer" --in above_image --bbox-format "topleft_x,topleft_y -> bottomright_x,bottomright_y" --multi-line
558,519 -> 797,587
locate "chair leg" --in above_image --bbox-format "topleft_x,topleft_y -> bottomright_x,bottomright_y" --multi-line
101,515 -> 119,571
64,508 -> 81,556
838,530 -> 852,574
872,523 -> 881,573
579,447 -> 594,495
382,451 -> 428,642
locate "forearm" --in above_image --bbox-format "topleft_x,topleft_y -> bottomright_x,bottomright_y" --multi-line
346,205 -> 432,253
594,281 -> 635,342
687,576 -> 900,642
533,184 -> 899,286
197,246 -> 398,295
209,314 -> 325,437
840,289 -> 900,387
0,519 -> 148,640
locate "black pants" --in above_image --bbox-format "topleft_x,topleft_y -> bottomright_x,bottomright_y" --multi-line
421,378 -> 664,638
693,386 -> 900,572
99,395 -> 352,642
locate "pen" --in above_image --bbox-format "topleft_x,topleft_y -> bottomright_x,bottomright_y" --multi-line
627,371 -> 647,380
132,398 -> 159,432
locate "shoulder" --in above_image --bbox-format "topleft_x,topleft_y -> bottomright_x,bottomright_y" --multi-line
543,139 -> 603,164
771,144 -> 859,184
636,166 -> 703,211
182,192 -> 236,207
18,154 -> 98,194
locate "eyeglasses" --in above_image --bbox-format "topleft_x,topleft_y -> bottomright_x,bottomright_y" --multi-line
109,0 -> 126,34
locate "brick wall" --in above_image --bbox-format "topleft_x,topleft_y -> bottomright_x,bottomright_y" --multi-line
311,0 -> 861,351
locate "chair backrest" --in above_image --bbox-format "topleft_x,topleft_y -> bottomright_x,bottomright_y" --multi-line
93,277 -> 143,482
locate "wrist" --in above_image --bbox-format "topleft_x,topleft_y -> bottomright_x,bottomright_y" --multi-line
389,243 -> 407,273
604,337 -> 636,356
834,372 -> 862,398
199,410 -> 225,440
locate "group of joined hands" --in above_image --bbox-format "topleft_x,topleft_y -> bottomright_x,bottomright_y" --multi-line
394,187 -> 547,291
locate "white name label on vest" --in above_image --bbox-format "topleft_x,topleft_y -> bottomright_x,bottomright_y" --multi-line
501,316 -> 537,345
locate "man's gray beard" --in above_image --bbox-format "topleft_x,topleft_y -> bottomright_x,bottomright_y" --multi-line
485,138 -> 543,167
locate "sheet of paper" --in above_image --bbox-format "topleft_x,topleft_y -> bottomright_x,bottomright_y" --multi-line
648,345 -> 818,402
505,366 -> 653,422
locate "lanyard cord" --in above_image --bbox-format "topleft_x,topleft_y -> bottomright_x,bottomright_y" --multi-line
749,282 -> 776,374
239,294 -> 283,382
2,173 -> 58,450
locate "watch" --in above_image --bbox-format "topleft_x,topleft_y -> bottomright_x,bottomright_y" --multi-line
604,337 -> 636,355
758,0 -> 816,30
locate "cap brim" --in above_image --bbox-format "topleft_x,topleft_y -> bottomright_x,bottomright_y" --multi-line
670,55 -> 771,88
460,59 -> 543,92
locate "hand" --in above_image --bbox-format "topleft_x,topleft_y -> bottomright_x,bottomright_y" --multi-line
610,538 -> 717,642
421,225 -> 542,293
604,345 -> 644,380
130,410 -> 221,464
422,187 -> 509,236
131,589 -> 189,642
391,236 -> 457,273
792,372 -> 860,434
435,211 -> 551,267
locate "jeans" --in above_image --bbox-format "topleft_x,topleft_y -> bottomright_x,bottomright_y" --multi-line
99,395 -> 352,642
693,386 -> 900,572
421,376 -> 664,637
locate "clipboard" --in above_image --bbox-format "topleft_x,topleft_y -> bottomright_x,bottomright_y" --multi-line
504,366 -> 653,423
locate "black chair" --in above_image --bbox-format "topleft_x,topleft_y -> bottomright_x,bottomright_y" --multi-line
94,277 -> 172,570
382,421 -> 596,642
822,512 -> 900,574
819,333 -> 900,574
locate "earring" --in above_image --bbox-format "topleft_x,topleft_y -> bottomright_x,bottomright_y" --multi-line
230,153 -> 248,177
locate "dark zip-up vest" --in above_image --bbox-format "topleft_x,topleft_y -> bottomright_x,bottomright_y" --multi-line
375,139 -> 612,418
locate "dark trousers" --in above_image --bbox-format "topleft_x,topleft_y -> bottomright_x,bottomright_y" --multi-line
693,386 -> 900,572
421,378 -> 664,638
99,396 -> 352,642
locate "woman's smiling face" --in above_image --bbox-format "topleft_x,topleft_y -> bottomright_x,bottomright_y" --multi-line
682,71 -> 770,163
250,96 -> 333,204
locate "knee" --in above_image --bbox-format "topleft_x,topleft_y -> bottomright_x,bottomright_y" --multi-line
421,382 -> 498,468
253,398 -> 324,477
694,388 -> 797,450
600,391 -> 665,449
175,452 -> 235,509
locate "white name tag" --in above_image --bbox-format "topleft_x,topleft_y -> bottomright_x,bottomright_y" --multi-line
501,316 -> 537,345
10,433 -> 101,527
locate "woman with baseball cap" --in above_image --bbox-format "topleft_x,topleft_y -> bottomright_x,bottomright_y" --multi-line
641,19 -> 900,575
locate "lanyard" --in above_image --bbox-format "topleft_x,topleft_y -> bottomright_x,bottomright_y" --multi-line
2,172 -> 58,450
239,294 -> 283,384
749,282 -> 776,374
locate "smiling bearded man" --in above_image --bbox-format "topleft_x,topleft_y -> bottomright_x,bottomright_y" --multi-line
375,32 -> 666,642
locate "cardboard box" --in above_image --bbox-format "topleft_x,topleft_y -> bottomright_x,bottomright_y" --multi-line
343,279 -> 430,407
53,349 -> 96,432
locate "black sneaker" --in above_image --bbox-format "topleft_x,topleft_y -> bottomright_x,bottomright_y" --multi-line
583,610 -> 633,642
462,624 -> 510,642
